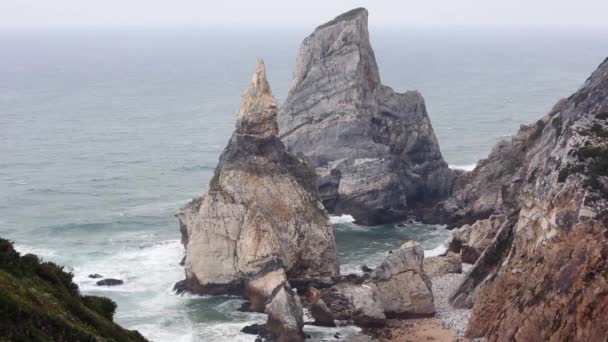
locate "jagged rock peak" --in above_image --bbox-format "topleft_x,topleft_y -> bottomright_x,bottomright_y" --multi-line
177,59 -> 339,296
288,7 -> 380,96
279,8 -> 454,225
237,59 -> 278,137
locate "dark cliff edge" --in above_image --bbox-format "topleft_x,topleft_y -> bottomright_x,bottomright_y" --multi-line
0,238 -> 148,341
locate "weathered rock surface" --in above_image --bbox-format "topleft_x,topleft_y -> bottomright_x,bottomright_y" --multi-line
423,252 -> 462,277
318,241 -> 434,327
370,241 -> 434,317
309,299 -> 335,327
265,284 -> 305,342
442,57 -> 608,340
448,215 -> 504,263
177,60 -> 339,297
278,8 -> 455,225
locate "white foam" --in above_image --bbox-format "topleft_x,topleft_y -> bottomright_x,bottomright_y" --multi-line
449,163 -> 477,172
424,244 -> 448,257
13,244 -> 57,259
329,214 -> 355,224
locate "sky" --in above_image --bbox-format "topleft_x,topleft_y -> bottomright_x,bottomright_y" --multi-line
2,0 -> 608,29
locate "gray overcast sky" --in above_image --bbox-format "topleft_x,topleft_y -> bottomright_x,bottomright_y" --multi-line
2,0 -> 608,29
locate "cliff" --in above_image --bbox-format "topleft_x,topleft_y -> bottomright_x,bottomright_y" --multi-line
0,238 -> 147,341
278,8 -> 455,225
443,57 -> 608,341
178,60 -> 339,297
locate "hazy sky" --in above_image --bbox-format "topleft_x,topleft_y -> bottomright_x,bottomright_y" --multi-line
2,0 -> 608,29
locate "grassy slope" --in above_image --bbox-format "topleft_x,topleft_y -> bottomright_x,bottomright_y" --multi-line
0,238 -> 148,342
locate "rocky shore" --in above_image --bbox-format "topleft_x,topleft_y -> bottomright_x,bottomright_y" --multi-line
175,6 -> 608,342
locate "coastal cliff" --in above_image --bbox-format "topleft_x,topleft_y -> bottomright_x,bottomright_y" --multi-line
278,8 -> 455,225
0,239 -> 147,341
442,57 -> 608,341
177,60 -> 338,298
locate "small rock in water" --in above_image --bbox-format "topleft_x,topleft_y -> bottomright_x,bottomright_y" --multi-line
88,274 -> 103,279
360,265 -> 373,273
96,278 -> 124,286
173,280 -> 187,294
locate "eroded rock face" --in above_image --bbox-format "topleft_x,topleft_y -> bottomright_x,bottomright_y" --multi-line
178,60 -> 339,297
319,241 -> 434,327
265,284 -> 305,342
370,241 -> 434,317
278,8 -> 454,225
423,252 -> 462,277
443,57 -> 608,340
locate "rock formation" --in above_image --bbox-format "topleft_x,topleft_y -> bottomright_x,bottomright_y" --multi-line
278,8 -> 455,225
423,251 -> 462,277
441,57 -> 608,340
177,60 -> 339,299
319,241 -> 434,327
265,283 -> 305,342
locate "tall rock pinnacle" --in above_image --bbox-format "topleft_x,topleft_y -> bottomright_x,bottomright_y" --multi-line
237,60 -> 279,137
278,8 -> 455,225
177,60 -> 338,297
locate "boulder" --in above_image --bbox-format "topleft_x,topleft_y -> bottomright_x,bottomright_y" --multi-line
449,215 -> 504,263
178,60 -> 339,295
370,241 -> 434,317
244,261 -> 287,312
423,252 -> 462,278
334,282 -> 386,327
265,284 -> 305,342
278,8 -> 454,225
310,299 -> 335,327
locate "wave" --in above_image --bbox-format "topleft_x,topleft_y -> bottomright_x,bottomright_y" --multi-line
329,214 -> 355,224
424,244 -> 448,257
449,163 -> 477,172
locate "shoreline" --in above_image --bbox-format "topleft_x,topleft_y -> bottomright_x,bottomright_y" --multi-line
366,264 -> 475,342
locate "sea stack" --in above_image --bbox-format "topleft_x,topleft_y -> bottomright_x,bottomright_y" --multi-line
177,60 -> 339,299
441,57 -> 608,341
278,8 -> 454,225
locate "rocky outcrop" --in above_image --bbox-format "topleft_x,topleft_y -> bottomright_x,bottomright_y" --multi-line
177,60 -> 339,298
278,8 -> 455,225
370,241 -> 434,317
319,241 -> 434,327
443,57 -> 608,340
265,284 -> 305,342
448,215 -> 504,263
423,252 -> 462,277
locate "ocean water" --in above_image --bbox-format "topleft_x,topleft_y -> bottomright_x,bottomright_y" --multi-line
1,27 -> 607,341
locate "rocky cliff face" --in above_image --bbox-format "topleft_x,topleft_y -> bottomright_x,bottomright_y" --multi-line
178,60 -> 339,297
443,58 -> 608,341
278,8 -> 455,225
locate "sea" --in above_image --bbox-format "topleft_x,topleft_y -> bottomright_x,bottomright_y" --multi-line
1,27 -> 607,341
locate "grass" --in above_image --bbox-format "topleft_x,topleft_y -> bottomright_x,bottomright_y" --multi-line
530,120 -> 546,141
0,238 -> 148,341
551,116 -> 563,137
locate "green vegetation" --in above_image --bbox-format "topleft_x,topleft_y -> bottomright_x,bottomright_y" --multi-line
551,116 -> 563,137
596,112 -> 608,120
0,238 -> 147,342
590,123 -> 608,138
529,120 -> 546,141
209,172 -> 221,190
557,164 -> 585,183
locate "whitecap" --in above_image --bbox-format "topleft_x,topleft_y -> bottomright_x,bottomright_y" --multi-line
424,244 -> 448,257
13,244 -> 57,259
329,214 -> 355,224
449,163 -> 477,172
